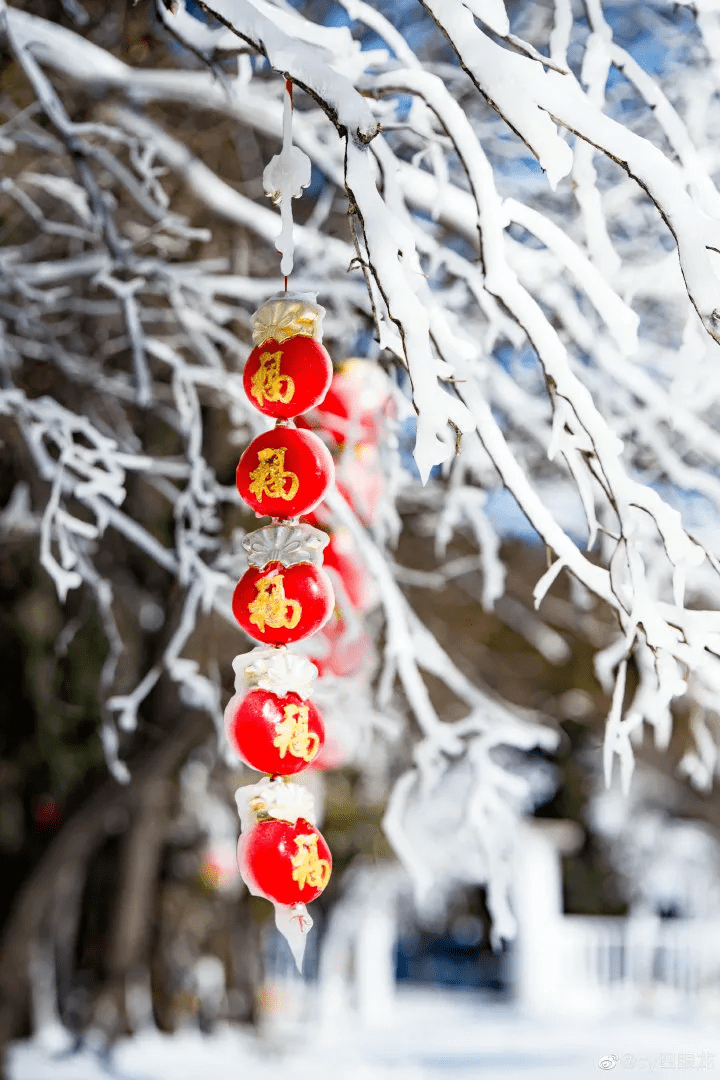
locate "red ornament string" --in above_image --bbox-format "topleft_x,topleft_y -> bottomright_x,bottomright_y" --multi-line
230,283 -> 337,949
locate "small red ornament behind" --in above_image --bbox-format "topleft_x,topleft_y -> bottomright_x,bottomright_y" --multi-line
244,336 -> 332,419
322,526 -> 378,614
311,358 -> 392,447
236,427 -> 334,519
307,610 -> 375,680
225,688 -> 325,775
232,560 -> 334,646
241,816 -> 332,906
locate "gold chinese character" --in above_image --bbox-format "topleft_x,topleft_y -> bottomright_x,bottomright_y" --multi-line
249,447 -> 299,503
291,833 -> 330,891
273,704 -> 320,762
248,573 -> 302,632
250,351 -> 295,407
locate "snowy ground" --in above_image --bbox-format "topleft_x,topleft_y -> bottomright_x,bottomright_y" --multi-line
8,988 -> 720,1080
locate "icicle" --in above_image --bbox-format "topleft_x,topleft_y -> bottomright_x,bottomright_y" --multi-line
603,659 -> 633,791
673,564 -> 686,610
262,80 -> 311,278
532,555 -> 566,609
274,902 -> 314,971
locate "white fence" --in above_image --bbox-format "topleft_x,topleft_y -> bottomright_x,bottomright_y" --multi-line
546,916 -> 720,1014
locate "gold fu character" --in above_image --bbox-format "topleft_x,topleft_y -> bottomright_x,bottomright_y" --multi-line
291,833 -> 330,891
250,351 -> 295,407
249,446 -> 299,503
248,573 -> 301,632
273,704 -> 320,762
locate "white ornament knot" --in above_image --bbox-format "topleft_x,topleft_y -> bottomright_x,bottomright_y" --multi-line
235,776 -> 317,831
231,645 -> 318,699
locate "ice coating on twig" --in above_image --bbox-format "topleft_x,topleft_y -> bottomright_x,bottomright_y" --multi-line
461,0 -> 509,36
263,83 -> 312,277
162,0 -> 378,141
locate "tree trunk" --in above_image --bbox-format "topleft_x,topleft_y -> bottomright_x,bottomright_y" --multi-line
0,709 -> 210,1064
91,776 -> 172,1039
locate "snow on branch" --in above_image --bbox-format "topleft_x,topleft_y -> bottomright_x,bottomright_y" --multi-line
420,0 -> 720,338
162,0 -> 378,142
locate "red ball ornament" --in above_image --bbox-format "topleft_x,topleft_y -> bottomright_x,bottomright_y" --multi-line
312,359 -> 392,447
336,442 -> 385,525
232,560 -> 334,645
243,336 -> 333,419
241,817 -> 332,905
225,688 -> 325,775
236,427 -> 334,519
323,528 -> 378,613
307,610 -> 375,679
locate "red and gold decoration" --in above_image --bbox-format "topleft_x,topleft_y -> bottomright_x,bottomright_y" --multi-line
236,427 -> 334,519
226,294 -> 339,965
241,814 -> 332,906
322,526 -> 379,614
231,524 -> 334,646
234,775 -> 332,956
312,358 -> 390,447
232,560 -> 334,645
243,297 -> 332,419
299,360 -> 392,686
225,689 -> 325,775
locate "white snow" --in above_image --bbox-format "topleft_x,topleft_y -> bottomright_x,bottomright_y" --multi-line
8,990 -> 720,1080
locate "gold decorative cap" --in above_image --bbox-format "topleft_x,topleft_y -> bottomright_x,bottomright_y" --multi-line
252,294 -> 325,345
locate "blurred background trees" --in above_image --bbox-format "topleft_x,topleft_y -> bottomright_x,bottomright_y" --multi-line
3,0 -> 720,1061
